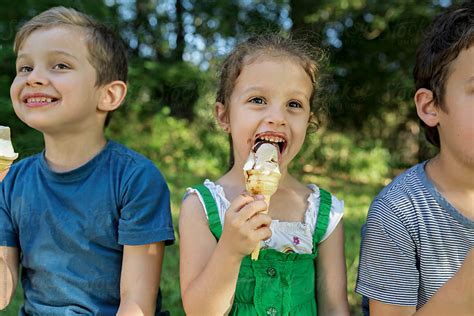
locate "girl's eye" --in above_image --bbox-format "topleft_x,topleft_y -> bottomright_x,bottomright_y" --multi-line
18,66 -> 33,73
249,97 -> 265,105
52,63 -> 70,70
288,100 -> 303,108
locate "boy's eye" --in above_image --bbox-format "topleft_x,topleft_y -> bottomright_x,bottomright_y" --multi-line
249,97 -> 266,105
18,66 -> 33,73
288,100 -> 303,108
52,63 -> 71,70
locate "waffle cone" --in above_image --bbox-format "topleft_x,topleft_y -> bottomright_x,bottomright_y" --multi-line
245,170 -> 280,260
0,159 -> 13,173
250,193 -> 272,260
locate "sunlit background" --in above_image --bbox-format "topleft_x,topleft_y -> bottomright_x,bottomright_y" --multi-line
0,0 -> 458,314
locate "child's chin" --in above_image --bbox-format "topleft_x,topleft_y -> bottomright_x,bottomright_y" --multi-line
23,118 -> 57,134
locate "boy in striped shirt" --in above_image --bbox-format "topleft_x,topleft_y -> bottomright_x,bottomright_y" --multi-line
356,2 -> 474,315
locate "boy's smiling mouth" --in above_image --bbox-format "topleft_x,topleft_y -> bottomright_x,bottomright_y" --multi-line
23,93 -> 59,107
253,132 -> 287,158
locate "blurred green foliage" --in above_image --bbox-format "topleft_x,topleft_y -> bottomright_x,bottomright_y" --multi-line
1,0 -> 461,315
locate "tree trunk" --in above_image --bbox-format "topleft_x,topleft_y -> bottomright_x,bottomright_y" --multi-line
174,0 -> 185,62
289,0 -> 323,42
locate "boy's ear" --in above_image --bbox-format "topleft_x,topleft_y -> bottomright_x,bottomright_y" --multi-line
97,81 -> 127,112
415,88 -> 439,127
215,102 -> 230,133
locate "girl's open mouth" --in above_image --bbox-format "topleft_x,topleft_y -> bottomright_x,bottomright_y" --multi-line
253,132 -> 287,160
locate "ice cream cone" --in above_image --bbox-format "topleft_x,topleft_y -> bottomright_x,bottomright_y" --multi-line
245,171 -> 280,196
246,171 -> 280,260
243,142 -> 281,260
0,126 -> 18,180
0,159 -> 17,173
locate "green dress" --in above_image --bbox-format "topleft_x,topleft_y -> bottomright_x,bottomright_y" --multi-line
192,184 -> 332,316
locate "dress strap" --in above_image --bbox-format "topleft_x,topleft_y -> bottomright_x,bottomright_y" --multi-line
192,184 -> 223,240
312,188 -> 332,256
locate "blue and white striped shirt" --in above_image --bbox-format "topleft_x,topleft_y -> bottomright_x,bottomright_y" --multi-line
356,161 -> 474,310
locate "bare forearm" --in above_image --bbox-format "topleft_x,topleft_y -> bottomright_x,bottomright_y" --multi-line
117,283 -> 158,316
182,242 -> 243,315
317,276 -> 350,316
0,258 -> 16,309
414,273 -> 473,315
116,300 -> 155,316
118,243 -> 164,316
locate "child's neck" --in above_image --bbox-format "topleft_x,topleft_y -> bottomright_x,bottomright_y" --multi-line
43,131 -> 107,173
426,154 -> 474,220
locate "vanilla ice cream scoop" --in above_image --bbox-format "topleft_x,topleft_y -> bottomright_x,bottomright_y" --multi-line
0,126 -> 18,174
243,142 -> 281,260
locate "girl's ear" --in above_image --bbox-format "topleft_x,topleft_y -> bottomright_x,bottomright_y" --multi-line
97,81 -> 128,112
215,102 -> 230,133
414,88 -> 439,127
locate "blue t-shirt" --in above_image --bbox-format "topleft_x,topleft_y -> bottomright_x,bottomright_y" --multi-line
0,140 -> 175,315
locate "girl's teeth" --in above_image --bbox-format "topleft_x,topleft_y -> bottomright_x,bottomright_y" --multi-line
261,136 -> 284,143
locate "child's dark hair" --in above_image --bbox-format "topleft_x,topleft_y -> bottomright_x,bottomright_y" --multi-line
413,2 -> 473,147
14,6 -> 128,127
216,33 -> 326,167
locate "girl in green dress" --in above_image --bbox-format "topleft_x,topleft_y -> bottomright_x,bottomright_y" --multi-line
179,34 -> 350,316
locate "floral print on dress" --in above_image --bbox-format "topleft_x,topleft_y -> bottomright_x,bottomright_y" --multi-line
293,236 -> 300,246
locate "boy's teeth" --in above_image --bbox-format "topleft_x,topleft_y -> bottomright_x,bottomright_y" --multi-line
27,97 -> 53,103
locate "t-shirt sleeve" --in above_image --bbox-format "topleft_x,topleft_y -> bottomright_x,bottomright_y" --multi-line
355,198 -> 419,306
118,161 -> 175,246
0,178 -> 18,247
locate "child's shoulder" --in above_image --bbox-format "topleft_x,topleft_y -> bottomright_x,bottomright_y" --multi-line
106,140 -> 154,166
306,183 -> 344,215
368,162 -> 433,224
104,140 -> 167,184
375,162 -> 426,202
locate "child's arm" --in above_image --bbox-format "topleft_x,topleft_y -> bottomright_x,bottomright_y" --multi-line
0,246 -> 19,309
369,249 -> 474,316
116,242 -> 165,316
179,193 -> 271,315
316,220 -> 350,315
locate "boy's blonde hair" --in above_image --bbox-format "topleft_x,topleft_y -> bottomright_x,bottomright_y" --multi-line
14,6 -> 128,127
14,6 -> 128,87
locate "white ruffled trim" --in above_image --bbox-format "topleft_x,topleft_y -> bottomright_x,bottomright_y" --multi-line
186,179 -> 230,223
186,180 -> 344,252
306,184 -> 344,243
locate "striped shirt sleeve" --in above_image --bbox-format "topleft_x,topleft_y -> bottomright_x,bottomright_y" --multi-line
355,197 -> 419,306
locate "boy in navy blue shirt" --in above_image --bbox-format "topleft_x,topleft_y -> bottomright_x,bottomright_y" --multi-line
0,7 -> 174,315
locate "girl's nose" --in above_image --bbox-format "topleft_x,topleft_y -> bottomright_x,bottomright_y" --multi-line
266,106 -> 287,126
26,68 -> 49,87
